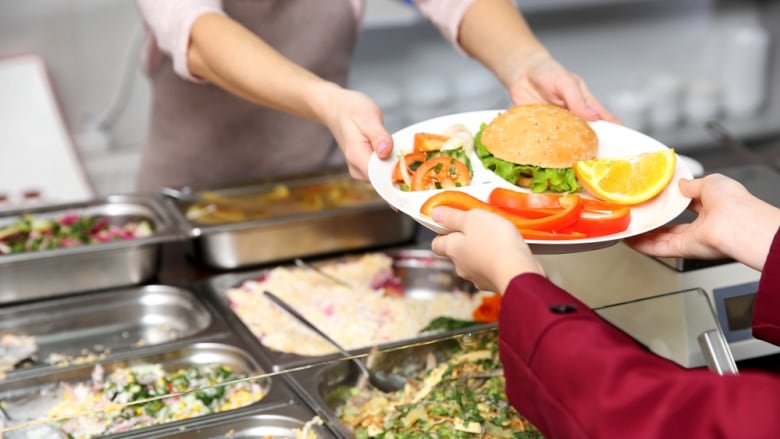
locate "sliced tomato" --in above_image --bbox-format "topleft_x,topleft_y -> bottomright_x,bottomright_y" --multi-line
392,151 -> 427,183
411,157 -> 471,191
420,190 -> 583,232
413,132 -> 449,152
562,207 -> 631,237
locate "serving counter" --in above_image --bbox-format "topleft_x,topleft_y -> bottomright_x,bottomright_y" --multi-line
0,178 -> 501,438
2,161 -> 779,438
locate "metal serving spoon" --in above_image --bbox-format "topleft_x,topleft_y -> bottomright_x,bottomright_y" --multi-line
263,291 -> 406,393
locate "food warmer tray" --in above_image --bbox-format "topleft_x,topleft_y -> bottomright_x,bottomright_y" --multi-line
0,194 -> 182,304
162,168 -> 417,269
0,284 -> 233,380
199,247 -> 496,372
0,339 -> 299,438
122,400 -> 337,438
284,328 -> 501,438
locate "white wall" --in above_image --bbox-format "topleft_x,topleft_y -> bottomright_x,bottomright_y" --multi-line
0,0 -> 777,197
0,0 -> 148,197
0,1 -> 149,147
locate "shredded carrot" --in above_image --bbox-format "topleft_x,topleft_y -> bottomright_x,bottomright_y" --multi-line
472,293 -> 503,323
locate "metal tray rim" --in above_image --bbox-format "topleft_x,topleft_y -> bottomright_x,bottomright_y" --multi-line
0,193 -> 183,263
175,199 -> 400,237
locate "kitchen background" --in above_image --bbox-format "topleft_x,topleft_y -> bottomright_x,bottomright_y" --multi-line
0,0 -> 777,202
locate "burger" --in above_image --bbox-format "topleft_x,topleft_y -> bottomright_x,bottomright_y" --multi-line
477,103 -> 599,193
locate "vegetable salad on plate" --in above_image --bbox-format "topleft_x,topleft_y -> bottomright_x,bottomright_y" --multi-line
392,125 -> 474,192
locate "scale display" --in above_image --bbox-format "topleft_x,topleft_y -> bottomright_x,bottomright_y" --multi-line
714,281 -> 760,342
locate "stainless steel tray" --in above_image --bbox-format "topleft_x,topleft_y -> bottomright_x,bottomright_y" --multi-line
0,341 -> 297,438
163,168 -> 416,269
0,194 -> 181,303
285,329 -> 502,438
201,247 -> 494,371
125,402 -> 336,438
0,284 -> 230,378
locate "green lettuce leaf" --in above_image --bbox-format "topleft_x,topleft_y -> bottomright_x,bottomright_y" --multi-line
475,123 -> 582,193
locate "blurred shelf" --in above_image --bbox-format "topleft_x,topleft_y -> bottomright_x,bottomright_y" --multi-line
364,0 -> 421,29
81,148 -> 140,196
651,105 -> 780,152
362,0 -> 673,29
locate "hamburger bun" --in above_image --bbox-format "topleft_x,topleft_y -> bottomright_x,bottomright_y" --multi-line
481,103 -> 598,168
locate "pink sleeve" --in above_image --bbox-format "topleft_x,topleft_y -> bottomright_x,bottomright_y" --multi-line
136,0 -> 226,81
499,272 -> 780,438
413,0 -> 517,53
752,227 -> 780,344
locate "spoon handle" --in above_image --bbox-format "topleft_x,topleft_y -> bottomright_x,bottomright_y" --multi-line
263,290 -> 353,359
294,259 -> 354,289
264,290 -> 406,393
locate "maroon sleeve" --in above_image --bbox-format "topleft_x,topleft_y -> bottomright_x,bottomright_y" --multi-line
752,227 -> 780,344
499,272 -> 780,439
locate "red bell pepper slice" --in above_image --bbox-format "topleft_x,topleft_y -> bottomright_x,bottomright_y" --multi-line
489,188 -> 568,218
473,293 -> 503,322
489,188 -> 629,216
581,198 -> 630,212
517,228 -> 587,240
562,207 -> 631,237
420,190 -> 583,232
488,188 -> 631,237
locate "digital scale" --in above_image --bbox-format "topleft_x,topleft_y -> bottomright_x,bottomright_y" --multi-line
536,164 -> 780,368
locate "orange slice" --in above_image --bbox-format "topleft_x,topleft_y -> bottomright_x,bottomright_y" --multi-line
574,149 -> 677,205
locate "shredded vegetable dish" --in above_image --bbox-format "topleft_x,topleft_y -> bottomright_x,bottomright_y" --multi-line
335,335 -> 543,438
226,253 -> 491,356
0,213 -> 153,255
22,363 -> 266,438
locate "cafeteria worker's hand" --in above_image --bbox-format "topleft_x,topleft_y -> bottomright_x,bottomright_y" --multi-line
458,0 -> 619,123
430,207 -> 545,294
505,53 -> 620,124
316,84 -> 394,181
187,13 -> 392,182
625,174 -> 780,272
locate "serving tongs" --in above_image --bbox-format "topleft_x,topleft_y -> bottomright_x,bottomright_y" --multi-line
263,291 -> 406,393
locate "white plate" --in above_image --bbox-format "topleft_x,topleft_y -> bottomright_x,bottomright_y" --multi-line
368,110 -> 693,254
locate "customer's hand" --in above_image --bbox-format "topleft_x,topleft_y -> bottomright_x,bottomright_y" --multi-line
430,207 -> 545,293
318,86 -> 394,181
626,174 -> 780,271
506,53 -> 619,124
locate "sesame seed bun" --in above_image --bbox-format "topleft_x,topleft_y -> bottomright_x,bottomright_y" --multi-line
481,103 -> 599,168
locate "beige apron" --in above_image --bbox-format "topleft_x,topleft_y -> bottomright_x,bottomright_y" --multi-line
136,0 -> 357,191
